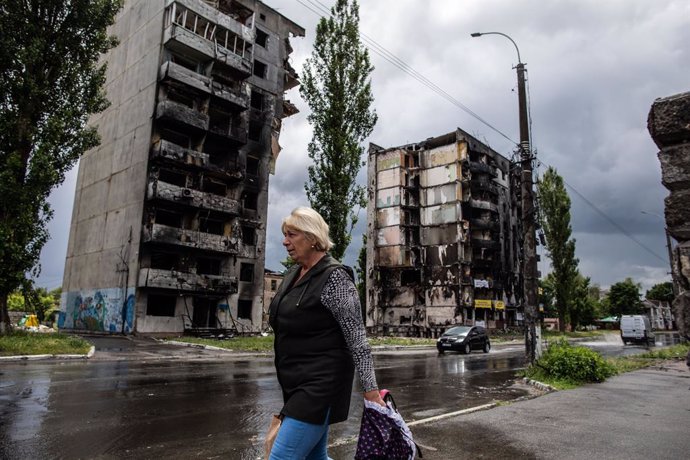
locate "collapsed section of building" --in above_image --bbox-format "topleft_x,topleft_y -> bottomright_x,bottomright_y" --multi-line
59,0 -> 304,335
365,129 -> 524,336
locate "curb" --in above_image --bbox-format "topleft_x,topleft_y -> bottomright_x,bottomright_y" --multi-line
0,345 -> 95,362
522,377 -> 557,392
160,339 -> 272,357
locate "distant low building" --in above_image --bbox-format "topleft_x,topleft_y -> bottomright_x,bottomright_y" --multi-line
263,269 -> 283,330
643,299 -> 674,330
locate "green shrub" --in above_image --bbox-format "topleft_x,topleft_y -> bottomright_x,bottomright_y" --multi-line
532,339 -> 616,383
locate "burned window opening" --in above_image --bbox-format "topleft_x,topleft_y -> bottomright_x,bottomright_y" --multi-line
211,67 -> 241,89
197,257 -> 222,275
250,90 -> 264,110
156,209 -> 184,228
240,263 -> 254,282
199,216 -> 225,235
244,191 -> 258,210
202,177 -> 227,196
242,225 -> 256,245
158,168 -> 188,187
166,86 -> 196,109
246,156 -> 260,176
209,106 -> 231,132
253,60 -> 267,79
193,297 -> 216,327
159,128 -> 192,149
248,121 -> 262,141
400,270 -> 418,286
256,29 -> 269,48
238,299 -> 252,319
271,279 -> 277,291
147,294 -> 176,317
169,52 -> 198,72
150,252 -> 179,270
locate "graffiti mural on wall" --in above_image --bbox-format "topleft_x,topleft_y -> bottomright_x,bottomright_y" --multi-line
59,288 -> 135,333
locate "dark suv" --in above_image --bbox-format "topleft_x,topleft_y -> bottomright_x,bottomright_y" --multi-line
436,325 -> 490,354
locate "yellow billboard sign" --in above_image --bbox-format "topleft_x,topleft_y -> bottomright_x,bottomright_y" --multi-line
494,301 -> 505,310
474,299 -> 492,309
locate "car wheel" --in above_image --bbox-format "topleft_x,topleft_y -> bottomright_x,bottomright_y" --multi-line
463,343 -> 471,354
437,348 -> 445,355
483,341 -> 491,353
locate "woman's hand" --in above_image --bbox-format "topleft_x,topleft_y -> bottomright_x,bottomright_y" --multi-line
364,389 -> 386,407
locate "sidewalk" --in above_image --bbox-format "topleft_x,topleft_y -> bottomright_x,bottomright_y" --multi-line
330,360 -> 690,459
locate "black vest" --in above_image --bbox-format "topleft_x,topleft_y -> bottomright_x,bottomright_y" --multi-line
269,255 -> 355,424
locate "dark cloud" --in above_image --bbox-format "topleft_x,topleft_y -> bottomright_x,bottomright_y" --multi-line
39,0 -> 687,292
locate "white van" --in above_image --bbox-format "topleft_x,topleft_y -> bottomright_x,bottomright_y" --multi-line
620,315 -> 655,345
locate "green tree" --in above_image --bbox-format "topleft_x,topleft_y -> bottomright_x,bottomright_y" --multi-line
7,291 -> 25,311
300,0 -> 377,261
646,281 -> 674,302
539,274 -> 557,318
570,273 -> 599,329
537,167 -> 579,331
0,0 -> 121,333
607,278 -> 644,317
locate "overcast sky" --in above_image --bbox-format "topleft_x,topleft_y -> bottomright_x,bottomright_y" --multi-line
38,0 -> 689,294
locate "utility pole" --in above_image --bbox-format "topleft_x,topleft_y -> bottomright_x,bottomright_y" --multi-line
641,211 -> 680,297
471,32 -> 541,363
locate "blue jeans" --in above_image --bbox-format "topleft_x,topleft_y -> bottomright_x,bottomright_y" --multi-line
269,412 -> 331,460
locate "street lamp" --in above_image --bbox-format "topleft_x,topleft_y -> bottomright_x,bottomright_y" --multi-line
471,31 -> 541,363
641,210 -> 679,296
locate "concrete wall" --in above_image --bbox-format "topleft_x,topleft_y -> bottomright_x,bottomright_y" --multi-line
648,91 -> 690,342
61,0 -> 164,333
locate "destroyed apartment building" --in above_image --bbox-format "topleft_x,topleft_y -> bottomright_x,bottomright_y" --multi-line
365,129 -> 524,336
59,0 -> 304,335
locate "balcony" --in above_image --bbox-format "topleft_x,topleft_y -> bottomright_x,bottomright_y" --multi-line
210,80 -> 249,111
138,268 -> 238,294
468,161 -> 498,177
207,120 -> 247,145
471,180 -> 500,196
143,223 -> 239,255
147,179 -> 241,215
151,140 -> 244,181
155,100 -> 209,132
469,198 -> 498,213
152,139 -> 208,166
162,23 -> 251,78
159,61 -> 211,95
472,238 -> 500,250
469,218 -> 500,230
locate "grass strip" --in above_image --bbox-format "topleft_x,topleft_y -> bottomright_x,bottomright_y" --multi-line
0,330 -> 92,356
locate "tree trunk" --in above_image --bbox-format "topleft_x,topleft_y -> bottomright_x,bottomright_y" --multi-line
0,292 -> 12,335
558,306 -> 567,332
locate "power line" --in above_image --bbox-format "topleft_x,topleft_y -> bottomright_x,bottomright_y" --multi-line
296,0 -> 517,146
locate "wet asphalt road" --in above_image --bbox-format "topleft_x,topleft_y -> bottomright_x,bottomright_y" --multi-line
0,333 -> 679,459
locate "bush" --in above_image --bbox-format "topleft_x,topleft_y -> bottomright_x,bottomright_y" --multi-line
532,339 -> 616,383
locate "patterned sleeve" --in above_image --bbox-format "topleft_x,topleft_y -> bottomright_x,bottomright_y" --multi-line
321,268 -> 379,392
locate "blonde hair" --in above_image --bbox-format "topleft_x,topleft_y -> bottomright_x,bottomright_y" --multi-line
281,207 -> 334,252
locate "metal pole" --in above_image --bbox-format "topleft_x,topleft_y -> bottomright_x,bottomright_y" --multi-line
665,228 -> 679,297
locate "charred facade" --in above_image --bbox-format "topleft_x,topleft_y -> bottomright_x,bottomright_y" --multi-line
60,0 -> 303,335
365,129 -> 523,336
